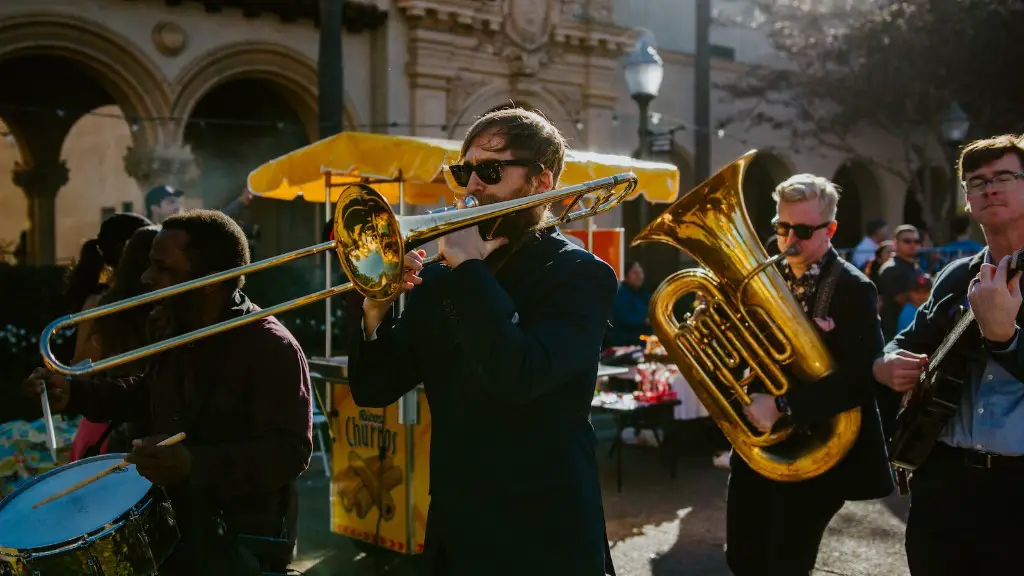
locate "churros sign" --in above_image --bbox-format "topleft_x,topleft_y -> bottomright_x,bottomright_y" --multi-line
331,388 -> 411,553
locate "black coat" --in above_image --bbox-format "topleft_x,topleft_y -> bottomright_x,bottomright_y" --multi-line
347,228 -> 618,576
730,250 -> 896,501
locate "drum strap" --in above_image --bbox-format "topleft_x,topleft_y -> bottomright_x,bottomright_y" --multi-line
813,255 -> 843,320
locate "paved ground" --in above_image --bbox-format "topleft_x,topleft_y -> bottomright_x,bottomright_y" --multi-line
289,425 -> 912,576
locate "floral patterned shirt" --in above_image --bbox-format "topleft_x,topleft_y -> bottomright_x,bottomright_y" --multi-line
778,249 -> 837,314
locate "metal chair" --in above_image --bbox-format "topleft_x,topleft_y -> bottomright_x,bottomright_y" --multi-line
309,372 -> 331,477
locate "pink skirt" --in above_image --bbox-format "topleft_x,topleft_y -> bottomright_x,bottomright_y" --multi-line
69,418 -> 112,462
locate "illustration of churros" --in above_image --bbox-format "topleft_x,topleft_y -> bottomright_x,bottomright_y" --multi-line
337,450 -> 404,520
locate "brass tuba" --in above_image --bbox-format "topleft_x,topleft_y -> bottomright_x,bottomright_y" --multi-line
631,150 -> 860,482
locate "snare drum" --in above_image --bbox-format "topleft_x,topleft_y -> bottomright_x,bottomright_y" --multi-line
0,454 -> 179,575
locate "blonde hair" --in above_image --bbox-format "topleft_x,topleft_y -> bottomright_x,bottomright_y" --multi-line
772,174 -> 841,221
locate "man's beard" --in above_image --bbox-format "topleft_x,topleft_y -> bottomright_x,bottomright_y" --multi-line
478,183 -> 548,239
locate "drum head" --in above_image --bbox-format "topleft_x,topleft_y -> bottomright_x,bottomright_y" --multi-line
0,453 -> 153,550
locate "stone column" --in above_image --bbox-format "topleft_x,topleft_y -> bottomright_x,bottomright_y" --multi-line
12,159 -> 69,266
407,28 -> 458,139
123,144 -> 200,197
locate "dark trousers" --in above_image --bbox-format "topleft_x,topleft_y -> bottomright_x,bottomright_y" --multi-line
906,443 -> 1024,576
725,461 -> 844,576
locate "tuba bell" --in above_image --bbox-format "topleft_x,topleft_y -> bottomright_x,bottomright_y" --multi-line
631,150 -> 860,482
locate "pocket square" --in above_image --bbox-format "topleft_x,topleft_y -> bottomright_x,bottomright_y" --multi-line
511,312 -> 520,325
813,317 -> 836,332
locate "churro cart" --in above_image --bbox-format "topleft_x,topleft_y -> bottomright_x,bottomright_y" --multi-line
246,131 -> 680,555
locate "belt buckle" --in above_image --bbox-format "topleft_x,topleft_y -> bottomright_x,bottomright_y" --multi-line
965,450 -> 993,469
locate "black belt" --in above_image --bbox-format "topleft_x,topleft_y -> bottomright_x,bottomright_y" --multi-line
934,442 -> 1024,470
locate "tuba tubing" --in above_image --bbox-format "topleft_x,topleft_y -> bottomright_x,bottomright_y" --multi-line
632,150 -> 860,482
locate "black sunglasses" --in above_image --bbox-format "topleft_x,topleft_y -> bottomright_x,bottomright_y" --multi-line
771,217 -> 831,240
447,159 -> 542,187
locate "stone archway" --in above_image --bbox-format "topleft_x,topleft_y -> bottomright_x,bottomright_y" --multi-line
832,159 -> 882,249
170,42 -> 359,144
742,151 -> 793,243
0,14 -> 171,264
447,82 -> 584,145
0,13 -> 171,149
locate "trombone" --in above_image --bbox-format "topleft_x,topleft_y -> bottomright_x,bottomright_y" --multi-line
40,173 -> 639,377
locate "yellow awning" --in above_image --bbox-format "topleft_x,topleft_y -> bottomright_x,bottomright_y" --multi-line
247,131 -> 680,205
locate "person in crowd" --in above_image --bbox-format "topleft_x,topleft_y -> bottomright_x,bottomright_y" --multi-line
64,212 -> 153,318
943,213 -> 985,258
24,209 -> 312,575
852,218 -> 889,269
877,224 -> 922,341
68,225 -> 159,461
726,174 -> 893,576
874,133 -> 1024,575
606,260 -> 653,347
896,272 -> 932,334
144,185 -> 185,224
345,107 -> 618,576
864,240 -> 895,287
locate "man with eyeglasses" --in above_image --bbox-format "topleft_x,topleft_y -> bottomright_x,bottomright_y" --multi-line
726,174 -> 894,576
344,107 -> 618,576
874,134 -> 1024,575
877,224 -> 923,341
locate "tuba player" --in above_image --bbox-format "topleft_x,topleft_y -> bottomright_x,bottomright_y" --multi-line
725,174 -> 895,575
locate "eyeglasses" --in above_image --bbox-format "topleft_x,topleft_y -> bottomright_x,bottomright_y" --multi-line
447,159 -> 542,187
771,217 -> 831,240
962,171 -> 1024,195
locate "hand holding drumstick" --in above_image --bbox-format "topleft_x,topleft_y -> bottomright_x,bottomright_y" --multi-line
33,432 -> 187,509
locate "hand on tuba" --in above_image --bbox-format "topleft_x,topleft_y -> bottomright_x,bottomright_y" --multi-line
743,393 -> 783,433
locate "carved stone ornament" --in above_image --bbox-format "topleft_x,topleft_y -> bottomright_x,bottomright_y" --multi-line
152,21 -> 187,57
548,85 -> 583,121
505,0 -> 557,51
446,76 -> 494,125
123,145 -> 200,190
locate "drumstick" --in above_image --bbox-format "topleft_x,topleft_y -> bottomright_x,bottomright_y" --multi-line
32,432 -> 186,509
39,385 -> 58,463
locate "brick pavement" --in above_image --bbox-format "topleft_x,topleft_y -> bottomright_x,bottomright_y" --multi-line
291,436 -> 912,576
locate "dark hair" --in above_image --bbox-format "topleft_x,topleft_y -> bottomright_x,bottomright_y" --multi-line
91,226 -> 160,370
950,214 -> 971,237
460,107 -> 568,185
625,260 -> 641,273
161,209 -> 251,290
958,134 -> 1024,181
65,212 -> 152,313
865,218 -> 887,236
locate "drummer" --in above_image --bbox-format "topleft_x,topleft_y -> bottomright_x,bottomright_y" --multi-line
22,209 -> 313,575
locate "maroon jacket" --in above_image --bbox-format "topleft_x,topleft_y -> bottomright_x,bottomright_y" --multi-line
68,291 -> 313,542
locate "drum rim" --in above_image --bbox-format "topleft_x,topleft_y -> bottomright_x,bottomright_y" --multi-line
0,453 -> 159,555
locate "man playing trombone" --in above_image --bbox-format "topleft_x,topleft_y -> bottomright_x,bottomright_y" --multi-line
346,107 -> 618,576
726,174 -> 894,575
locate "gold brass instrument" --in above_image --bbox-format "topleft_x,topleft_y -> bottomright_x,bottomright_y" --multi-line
632,150 -> 860,482
40,173 -> 638,377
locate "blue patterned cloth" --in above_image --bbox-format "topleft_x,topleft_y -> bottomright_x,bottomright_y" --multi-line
0,416 -> 80,499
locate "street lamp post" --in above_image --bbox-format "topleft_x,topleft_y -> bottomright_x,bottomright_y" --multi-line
624,30 -> 664,263
940,101 -> 971,225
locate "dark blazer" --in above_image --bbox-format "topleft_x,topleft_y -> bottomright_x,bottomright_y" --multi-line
730,249 -> 895,501
347,228 -> 618,576
883,248 -> 1024,382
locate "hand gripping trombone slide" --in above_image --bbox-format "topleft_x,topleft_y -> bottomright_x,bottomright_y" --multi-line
38,174 -> 639,377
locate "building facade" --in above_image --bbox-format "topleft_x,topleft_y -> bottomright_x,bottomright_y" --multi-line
0,0 -> 955,281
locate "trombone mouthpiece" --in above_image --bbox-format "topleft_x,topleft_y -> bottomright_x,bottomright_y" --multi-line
786,244 -> 802,256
